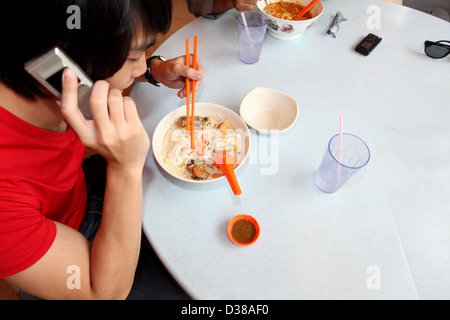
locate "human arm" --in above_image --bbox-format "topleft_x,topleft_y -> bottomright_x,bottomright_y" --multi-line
186,0 -> 257,18
211,0 -> 257,14
384,0 -> 402,4
5,69 -> 149,299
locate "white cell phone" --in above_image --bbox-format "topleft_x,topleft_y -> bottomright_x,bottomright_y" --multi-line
25,47 -> 93,118
25,47 -> 93,98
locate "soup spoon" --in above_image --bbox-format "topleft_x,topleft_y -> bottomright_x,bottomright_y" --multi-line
213,152 -> 241,196
293,0 -> 320,20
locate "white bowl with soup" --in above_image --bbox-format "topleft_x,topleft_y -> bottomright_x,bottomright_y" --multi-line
152,103 -> 251,183
256,0 -> 324,40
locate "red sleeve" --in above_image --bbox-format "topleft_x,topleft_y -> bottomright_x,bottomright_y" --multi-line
0,177 -> 56,278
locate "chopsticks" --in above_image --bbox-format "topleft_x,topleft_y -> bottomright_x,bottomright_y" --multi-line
185,36 -> 198,150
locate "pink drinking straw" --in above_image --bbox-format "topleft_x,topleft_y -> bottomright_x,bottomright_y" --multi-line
240,12 -> 253,43
338,114 -> 343,164
338,114 -> 343,180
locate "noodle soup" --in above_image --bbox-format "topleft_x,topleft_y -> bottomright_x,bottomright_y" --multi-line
152,103 -> 251,184
162,115 -> 245,181
256,0 -> 324,40
264,2 -> 313,21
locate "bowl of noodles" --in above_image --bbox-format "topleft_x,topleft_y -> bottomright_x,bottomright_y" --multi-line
152,103 -> 251,184
256,0 -> 324,40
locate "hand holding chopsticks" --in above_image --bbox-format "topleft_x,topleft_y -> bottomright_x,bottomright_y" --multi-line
145,48 -> 203,99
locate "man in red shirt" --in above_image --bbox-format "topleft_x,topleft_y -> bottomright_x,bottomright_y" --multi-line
0,0 -> 203,299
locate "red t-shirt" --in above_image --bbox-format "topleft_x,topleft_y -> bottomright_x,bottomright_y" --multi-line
0,106 -> 87,278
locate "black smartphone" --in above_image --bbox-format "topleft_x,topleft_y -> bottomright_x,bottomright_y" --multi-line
355,33 -> 382,56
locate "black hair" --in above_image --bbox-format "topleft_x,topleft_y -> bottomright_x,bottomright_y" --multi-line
0,0 -> 172,101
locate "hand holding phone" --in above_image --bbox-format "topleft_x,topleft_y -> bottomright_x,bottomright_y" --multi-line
59,68 -> 150,171
25,47 -> 149,169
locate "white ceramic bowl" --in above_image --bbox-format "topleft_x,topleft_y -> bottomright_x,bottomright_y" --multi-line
256,0 -> 324,40
239,87 -> 298,134
152,103 -> 251,183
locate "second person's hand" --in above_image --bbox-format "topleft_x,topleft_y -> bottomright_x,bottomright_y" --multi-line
150,55 -> 204,99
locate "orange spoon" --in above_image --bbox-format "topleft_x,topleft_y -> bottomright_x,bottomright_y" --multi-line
293,0 -> 320,21
213,152 -> 241,196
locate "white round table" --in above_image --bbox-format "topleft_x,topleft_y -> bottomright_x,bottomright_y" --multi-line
130,0 -> 450,299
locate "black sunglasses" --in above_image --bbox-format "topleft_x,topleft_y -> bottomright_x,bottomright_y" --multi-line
424,40 -> 450,59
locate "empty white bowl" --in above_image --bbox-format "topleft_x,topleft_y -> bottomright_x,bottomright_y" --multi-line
239,87 -> 298,134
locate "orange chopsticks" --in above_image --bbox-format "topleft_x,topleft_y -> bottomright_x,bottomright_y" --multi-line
293,0 -> 320,20
185,39 -> 190,147
185,36 -> 198,150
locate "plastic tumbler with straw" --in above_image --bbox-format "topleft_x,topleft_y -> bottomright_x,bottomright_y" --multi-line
238,11 -> 268,64
315,116 -> 370,193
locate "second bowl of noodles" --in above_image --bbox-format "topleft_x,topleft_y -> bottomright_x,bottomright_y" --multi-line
256,0 -> 324,40
152,103 -> 251,184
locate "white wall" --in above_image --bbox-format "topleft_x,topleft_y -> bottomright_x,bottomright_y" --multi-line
403,0 -> 450,14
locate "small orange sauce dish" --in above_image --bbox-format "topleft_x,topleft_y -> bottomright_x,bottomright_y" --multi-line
227,215 -> 260,246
